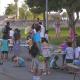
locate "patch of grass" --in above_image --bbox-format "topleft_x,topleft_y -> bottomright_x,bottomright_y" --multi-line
48,27 -> 80,45
11,27 -> 80,45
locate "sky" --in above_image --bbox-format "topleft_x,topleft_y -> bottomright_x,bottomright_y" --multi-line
0,0 -> 24,15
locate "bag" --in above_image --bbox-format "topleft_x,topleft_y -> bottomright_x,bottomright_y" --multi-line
37,54 -> 45,62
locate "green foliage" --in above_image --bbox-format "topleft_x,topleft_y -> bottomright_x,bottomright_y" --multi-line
5,4 -> 16,15
19,8 -> 25,19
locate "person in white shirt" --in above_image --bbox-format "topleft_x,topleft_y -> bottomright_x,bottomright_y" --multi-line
75,44 -> 80,60
65,41 -> 74,63
39,22 -> 45,38
45,30 -> 49,42
9,28 -> 14,39
73,44 -> 80,65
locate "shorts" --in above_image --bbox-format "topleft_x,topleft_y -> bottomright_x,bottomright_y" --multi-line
66,59 -> 73,63
2,51 -> 8,54
32,58 -> 41,69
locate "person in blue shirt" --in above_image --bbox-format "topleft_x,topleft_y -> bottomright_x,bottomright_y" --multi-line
1,34 -> 9,61
33,24 -> 41,50
12,56 -> 25,67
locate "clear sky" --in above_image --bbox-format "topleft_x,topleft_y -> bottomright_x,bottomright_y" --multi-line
0,0 -> 24,15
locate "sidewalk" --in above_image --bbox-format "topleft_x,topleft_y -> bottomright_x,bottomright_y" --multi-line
0,43 -> 76,80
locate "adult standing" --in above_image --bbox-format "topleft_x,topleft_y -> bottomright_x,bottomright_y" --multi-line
55,17 -> 61,39
39,22 -> 45,38
2,22 -> 11,39
33,24 -> 41,50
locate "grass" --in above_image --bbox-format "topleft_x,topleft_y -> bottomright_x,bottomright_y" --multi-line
48,27 -> 80,45
20,27 -> 80,45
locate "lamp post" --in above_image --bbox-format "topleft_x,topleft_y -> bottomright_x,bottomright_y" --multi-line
45,0 -> 48,30
14,0 -> 19,19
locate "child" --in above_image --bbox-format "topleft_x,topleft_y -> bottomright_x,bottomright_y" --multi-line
59,39 -> 68,65
9,38 -> 14,52
1,34 -> 9,61
33,24 -> 41,50
29,41 -> 41,80
13,40 -> 20,56
41,38 -> 51,75
12,56 -> 25,67
74,43 -> 80,66
45,30 -> 49,42
65,41 -> 74,63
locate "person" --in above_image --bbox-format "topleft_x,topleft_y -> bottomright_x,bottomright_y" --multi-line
14,28 -> 21,42
30,23 -> 36,40
29,41 -> 41,80
9,28 -> 14,39
39,22 -> 45,38
41,38 -> 51,75
55,17 -> 61,39
13,39 -> 20,56
1,34 -> 9,61
9,38 -> 14,52
74,43 -> 80,64
45,30 -> 49,42
59,39 -> 68,65
65,41 -> 74,63
33,24 -> 41,50
12,56 -> 25,67
36,18 -> 40,24
2,22 -> 11,39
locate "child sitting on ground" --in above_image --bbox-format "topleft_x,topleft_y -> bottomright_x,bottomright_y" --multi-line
12,56 -> 25,67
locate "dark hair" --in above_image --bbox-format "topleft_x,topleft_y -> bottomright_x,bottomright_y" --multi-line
39,22 -> 42,25
45,30 -> 48,33
37,18 -> 40,21
12,55 -> 16,62
35,24 -> 41,32
32,23 -> 35,29
6,22 -> 10,25
29,42 -> 40,58
41,38 -> 48,43
67,41 -> 72,47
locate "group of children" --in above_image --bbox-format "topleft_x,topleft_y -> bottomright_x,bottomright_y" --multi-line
26,22 -> 51,80
59,37 -> 80,66
0,26 -> 25,67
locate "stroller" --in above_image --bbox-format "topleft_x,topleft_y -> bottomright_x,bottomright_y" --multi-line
50,55 -> 59,69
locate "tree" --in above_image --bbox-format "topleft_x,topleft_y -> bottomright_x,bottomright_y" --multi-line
25,0 -> 46,22
19,7 -> 25,19
25,0 -> 80,43
5,4 -> 16,15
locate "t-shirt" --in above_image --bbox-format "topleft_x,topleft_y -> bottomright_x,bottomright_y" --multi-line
1,39 -> 9,51
65,47 -> 74,59
9,30 -> 14,37
75,47 -> 80,59
40,25 -> 45,38
33,32 -> 41,42
41,43 -> 50,57
45,34 -> 48,41
18,57 -> 25,66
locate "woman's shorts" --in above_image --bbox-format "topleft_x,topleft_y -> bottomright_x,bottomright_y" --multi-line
2,51 -> 8,54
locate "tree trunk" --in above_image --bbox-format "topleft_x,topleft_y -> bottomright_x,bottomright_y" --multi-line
43,12 -> 45,27
67,10 -> 79,47
43,11 -> 46,28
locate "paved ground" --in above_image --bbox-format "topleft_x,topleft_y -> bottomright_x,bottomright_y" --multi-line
0,45 -> 78,80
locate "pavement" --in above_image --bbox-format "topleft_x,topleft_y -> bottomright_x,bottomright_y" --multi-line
0,44 -> 77,80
